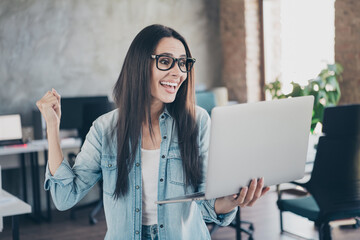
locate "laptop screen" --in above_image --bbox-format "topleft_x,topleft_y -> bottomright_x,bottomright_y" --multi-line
0,114 -> 22,141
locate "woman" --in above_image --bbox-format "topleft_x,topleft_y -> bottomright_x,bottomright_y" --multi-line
36,24 -> 269,240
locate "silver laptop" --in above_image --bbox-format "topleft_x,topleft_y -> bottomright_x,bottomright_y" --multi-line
155,96 -> 314,204
0,114 -> 23,146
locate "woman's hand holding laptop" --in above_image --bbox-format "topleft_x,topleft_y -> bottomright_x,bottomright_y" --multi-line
214,177 -> 270,214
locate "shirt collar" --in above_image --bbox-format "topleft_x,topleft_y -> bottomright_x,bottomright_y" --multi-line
161,106 -> 172,120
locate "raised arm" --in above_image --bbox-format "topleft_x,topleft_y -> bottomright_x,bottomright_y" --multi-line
36,88 -> 63,175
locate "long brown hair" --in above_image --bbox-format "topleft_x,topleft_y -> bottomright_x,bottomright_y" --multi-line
112,24 -> 201,198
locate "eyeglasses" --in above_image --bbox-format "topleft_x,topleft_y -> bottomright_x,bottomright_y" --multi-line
151,54 -> 196,73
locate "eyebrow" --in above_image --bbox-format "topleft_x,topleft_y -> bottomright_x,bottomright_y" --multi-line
158,52 -> 187,58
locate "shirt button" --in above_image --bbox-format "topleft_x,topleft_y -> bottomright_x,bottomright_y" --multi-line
160,224 -> 164,228
161,115 -> 165,119
160,178 -> 164,182
135,208 -> 140,212
136,163 -> 140,167
135,231 -> 139,235
162,155 -> 165,159
108,164 -> 112,167
136,185 -> 140,189
163,136 -> 167,139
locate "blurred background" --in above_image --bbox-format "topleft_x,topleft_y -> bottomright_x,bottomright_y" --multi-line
0,0 -> 359,239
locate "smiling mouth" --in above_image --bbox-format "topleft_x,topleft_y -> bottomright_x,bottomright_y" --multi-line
160,81 -> 178,91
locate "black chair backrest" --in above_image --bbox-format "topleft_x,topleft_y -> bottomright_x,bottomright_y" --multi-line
322,104 -> 360,137
306,104 -> 360,221
307,136 -> 360,217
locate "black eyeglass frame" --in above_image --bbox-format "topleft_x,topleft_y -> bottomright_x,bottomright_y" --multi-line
151,54 -> 196,73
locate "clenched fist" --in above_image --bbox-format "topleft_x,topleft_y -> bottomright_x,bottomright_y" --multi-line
36,88 -> 61,129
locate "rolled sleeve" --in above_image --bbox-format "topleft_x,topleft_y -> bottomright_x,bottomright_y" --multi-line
200,199 -> 237,226
43,118 -> 104,211
44,159 -> 75,190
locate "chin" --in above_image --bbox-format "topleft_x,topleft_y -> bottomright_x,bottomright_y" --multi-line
161,96 -> 177,104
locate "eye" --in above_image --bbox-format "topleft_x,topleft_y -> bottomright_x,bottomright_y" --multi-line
158,57 -> 172,66
179,58 -> 186,67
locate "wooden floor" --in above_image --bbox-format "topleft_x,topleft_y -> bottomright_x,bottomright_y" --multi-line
1,191 -> 359,240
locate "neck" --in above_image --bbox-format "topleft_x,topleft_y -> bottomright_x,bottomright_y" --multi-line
144,99 -> 164,126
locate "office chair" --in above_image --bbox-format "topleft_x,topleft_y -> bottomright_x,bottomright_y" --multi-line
195,91 -> 217,116
277,104 -> 360,240
195,90 -> 255,240
68,100 -> 113,225
208,207 -> 254,240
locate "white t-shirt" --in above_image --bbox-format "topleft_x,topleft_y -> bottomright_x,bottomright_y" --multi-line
141,148 -> 160,225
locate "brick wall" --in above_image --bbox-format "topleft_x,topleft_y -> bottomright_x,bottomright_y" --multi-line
220,0 -> 263,103
335,0 -> 360,104
220,0 -> 247,102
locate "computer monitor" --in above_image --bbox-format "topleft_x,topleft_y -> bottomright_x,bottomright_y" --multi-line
60,96 -> 110,131
0,114 -> 23,146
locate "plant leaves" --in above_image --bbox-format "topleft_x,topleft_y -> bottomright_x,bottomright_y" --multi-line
264,62 -> 343,132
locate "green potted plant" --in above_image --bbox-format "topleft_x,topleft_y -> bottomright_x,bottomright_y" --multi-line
265,63 -> 343,133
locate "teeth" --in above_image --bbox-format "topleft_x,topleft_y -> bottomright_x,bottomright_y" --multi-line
160,82 -> 177,87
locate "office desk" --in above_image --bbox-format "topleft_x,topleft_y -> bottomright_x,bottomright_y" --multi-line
0,139 -> 81,222
0,189 -> 31,240
0,143 -> 43,222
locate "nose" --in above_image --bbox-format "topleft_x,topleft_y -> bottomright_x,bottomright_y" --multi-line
169,59 -> 183,76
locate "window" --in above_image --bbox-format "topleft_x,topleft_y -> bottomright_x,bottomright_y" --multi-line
263,0 -> 335,97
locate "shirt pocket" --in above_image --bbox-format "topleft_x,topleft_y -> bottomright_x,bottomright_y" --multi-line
101,155 -> 117,196
167,149 -> 185,186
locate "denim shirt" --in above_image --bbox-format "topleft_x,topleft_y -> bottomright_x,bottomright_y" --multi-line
44,106 -> 237,240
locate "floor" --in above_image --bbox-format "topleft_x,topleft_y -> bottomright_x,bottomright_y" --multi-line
1,190 -> 359,240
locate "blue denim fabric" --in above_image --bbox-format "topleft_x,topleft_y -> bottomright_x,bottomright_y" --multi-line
44,106 -> 237,240
142,225 -> 158,240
